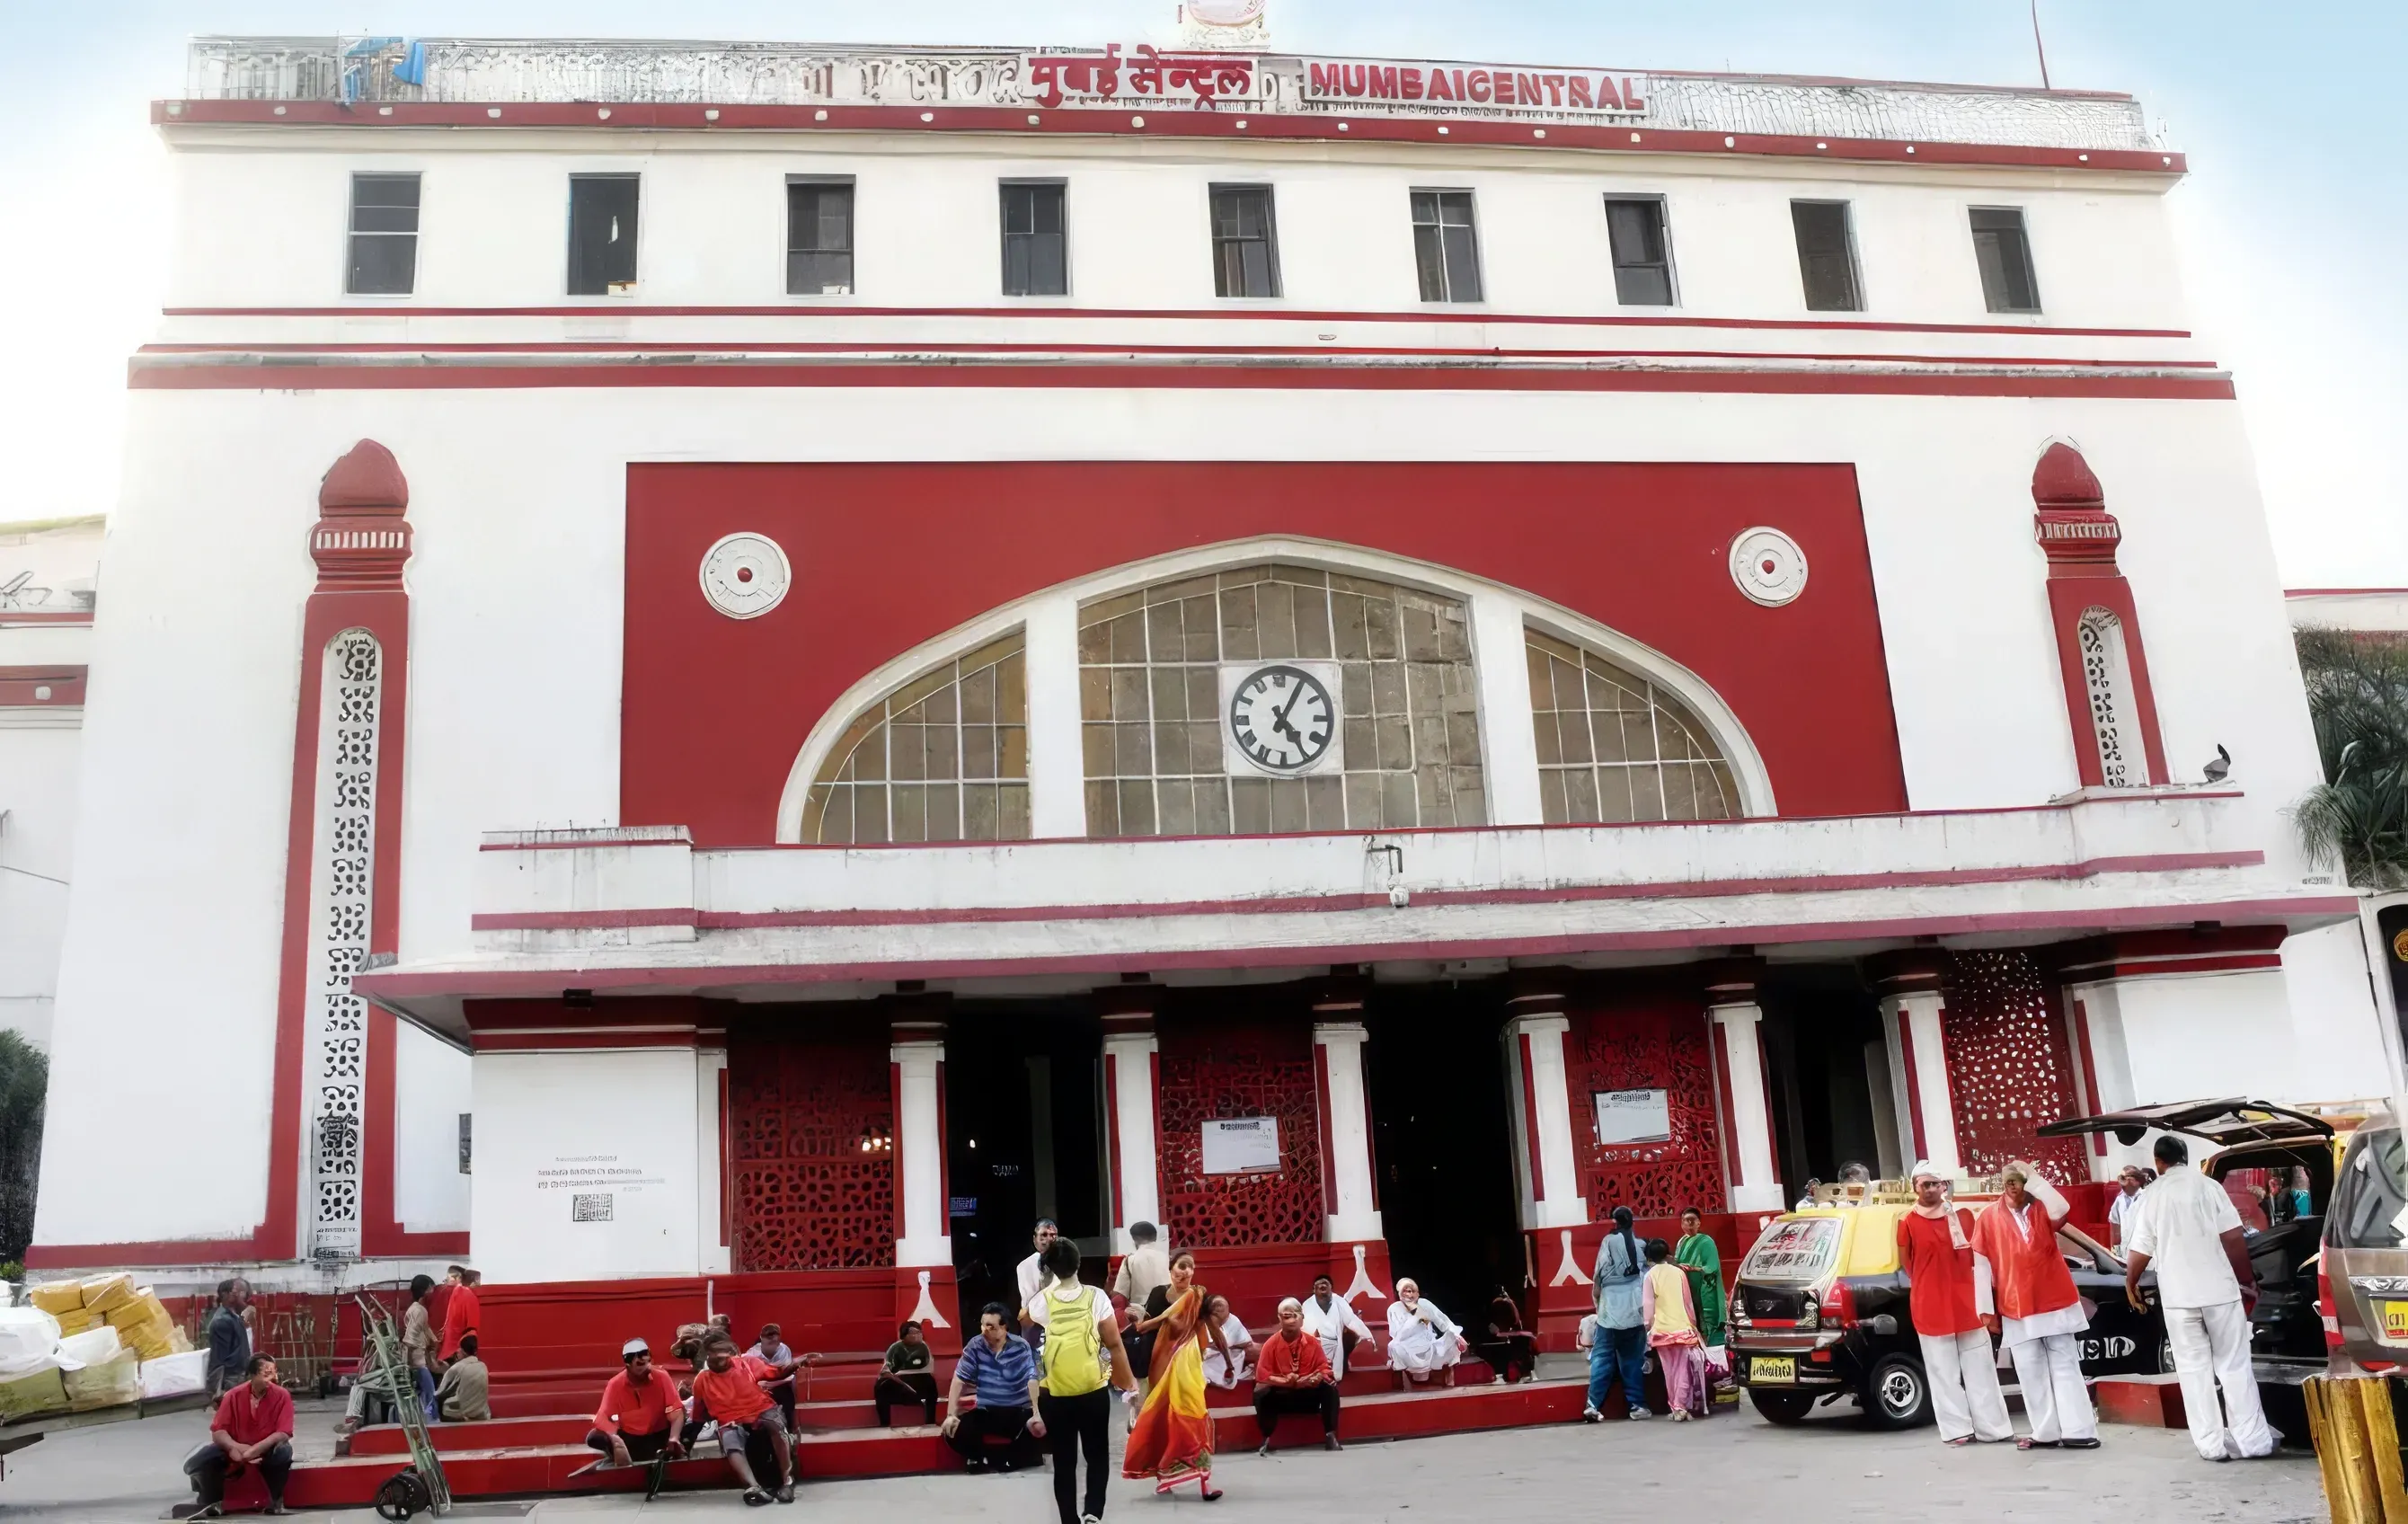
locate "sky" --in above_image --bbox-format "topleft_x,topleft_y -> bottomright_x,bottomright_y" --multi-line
1,2 -> 2400,586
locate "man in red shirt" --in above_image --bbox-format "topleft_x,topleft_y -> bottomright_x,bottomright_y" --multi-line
586,1338 -> 689,1468
1895,1162 -> 2011,1445
438,1265 -> 481,1366
1251,1298 -> 1341,1455
188,1354 -> 296,1517
690,1333 -> 794,1504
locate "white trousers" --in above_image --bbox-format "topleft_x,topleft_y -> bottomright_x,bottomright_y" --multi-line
2165,1299 -> 2279,1461
2009,1332 -> 2097,1443
1920,1329 -> 2013,1442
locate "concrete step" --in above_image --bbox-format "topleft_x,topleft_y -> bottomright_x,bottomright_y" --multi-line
290,1374 -> 1578,1508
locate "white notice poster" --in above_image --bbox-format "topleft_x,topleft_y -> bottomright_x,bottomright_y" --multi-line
1594,1088 -> 1672,1146
1200,1117 -> 1282,1175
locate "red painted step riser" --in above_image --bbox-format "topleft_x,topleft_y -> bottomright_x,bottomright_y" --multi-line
292,1381 -> 1581,1510
378,1364 -> 1494,1443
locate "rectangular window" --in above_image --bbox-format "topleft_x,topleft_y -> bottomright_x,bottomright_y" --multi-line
345,172 -> 421,296
1000,181 -> 1068,297
1970,206 -> 2041,313
1410,189 -> 1483,303
566,173 -> 641,296
1602,195 -> 1675,306
1790,199 -> 1863,312
785,178 -> 855,296
1208,184 -> 1281,299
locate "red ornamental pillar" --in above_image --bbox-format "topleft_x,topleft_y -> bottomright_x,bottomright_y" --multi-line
2032,441 -> 2170,790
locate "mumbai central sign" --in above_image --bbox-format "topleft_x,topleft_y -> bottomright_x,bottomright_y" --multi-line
1303,58 -> 1649,114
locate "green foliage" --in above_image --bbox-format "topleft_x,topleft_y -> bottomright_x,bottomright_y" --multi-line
2292,628 -> 2408,891
0,1031 -> 44,1263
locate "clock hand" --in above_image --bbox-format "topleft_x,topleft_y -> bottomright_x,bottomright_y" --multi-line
1274,680 -> 1310,730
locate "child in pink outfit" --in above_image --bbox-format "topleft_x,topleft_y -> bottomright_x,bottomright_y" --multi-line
1641,1237 -> 1709,1420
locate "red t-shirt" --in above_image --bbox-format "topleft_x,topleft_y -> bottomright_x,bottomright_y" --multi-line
1896,1210 -> 1982,1338
691,1353 -> 776,1424
439,1285 -> 481,1360
595,1367 -> 686,1436
213,1381 -> 297,1448
1254,1328 -> 1331,1385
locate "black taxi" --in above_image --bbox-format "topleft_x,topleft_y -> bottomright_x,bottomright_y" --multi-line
1728,1185 -> 2164,1428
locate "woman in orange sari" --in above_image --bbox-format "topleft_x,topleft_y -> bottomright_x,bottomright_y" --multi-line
1124,1250 -> 1227,1501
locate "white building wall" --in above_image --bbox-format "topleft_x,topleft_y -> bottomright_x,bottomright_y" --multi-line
392,1023 -> 472,1233
470,1048 -> 701,1284
0,722 -> 81,1049
36,117 -> 2387,1257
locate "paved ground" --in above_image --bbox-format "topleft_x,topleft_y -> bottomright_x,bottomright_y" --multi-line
0,1394 -> 2328,1522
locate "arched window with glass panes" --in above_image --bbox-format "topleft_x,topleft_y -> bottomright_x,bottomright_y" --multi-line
799,630 -> 1030,844
1525,629 -> 1740,823
1076,563 -> 1487,836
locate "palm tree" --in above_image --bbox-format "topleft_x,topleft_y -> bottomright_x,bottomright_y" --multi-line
2291,627 -> 2408,890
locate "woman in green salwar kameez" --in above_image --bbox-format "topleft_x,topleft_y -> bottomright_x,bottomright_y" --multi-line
1674,1206 -> 1726,1348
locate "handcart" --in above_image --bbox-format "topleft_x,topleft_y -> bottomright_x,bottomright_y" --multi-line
353,1295 -> 450,1520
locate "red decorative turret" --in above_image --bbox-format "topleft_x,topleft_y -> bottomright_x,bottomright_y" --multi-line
2031,440 -> 2120,572
310,439 -> 413,590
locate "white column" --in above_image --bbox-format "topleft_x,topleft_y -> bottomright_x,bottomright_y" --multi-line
695,1048 -> 730,1274
1023,591 -> 1086,839
1503,1012 -> 1589,1229
1881,991 -> 1962,1178
1314,1022 -> 1384,1243
1103,1024 -> 1163,1254
1711,1002 -> 1784,1214
1467,589 -> 1543,826
890,1035 -> 952,1267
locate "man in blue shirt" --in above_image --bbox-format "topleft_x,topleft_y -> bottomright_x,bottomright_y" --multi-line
941,1305 -> 1042,1473
1585,1207 -> 1651,1422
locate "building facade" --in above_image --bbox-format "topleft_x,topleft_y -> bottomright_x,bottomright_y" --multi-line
28,36 -> 2394,1342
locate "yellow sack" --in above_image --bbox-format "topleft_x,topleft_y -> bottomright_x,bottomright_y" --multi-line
104,1293 -> 168,1332
28,1281 -> 84,1316
54,1309 -> 99,1334
168,1325 -> 194,1355
62,1351 -> 141,1413
122,1325 -> 174,1362
79,1274 -> 138,1315
0,1365 -> 68,1422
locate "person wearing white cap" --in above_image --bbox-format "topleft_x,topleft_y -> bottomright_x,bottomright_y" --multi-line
2124,1133 -> 2278,1461
1894,1163 -> 2011,1445
1971,1160 -> 2099,1450
585,1337 -> 690,1470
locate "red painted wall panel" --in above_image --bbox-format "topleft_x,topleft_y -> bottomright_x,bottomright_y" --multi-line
622,461 -> 1905,846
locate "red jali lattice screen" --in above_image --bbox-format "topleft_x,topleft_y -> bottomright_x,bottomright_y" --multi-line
1156,1015 -> 1324,1247
1564,992 -> 1726,1218
1941,951 -> 2087,1183
728,1023 -> 897,1270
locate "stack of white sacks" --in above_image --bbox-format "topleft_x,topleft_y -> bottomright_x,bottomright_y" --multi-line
0,1275 -> 208,1422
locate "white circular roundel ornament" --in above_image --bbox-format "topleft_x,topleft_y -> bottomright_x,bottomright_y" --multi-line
699,532 -> 792,620
1728,527 -> 1809,607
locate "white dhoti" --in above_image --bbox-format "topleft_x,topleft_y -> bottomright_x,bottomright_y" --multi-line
2165,1299 -> 2278,1461
1920,1330 -> 2012,1442
2007,1332 -> 2096,1443
1385,1303 -> 1463,1376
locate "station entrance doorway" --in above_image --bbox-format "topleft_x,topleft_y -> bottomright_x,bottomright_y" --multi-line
944,1006 -> 1109,1326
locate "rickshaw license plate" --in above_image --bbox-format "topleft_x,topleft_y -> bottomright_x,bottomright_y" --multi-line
1752,1356 -> 1797,1384
2381,1301 -> 2408,1338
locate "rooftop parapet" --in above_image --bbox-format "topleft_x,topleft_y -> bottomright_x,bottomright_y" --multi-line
181,36 -> 2158,153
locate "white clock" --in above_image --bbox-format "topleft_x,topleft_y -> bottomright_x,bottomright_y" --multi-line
1224,662 -> 1340,775
699,532 -> 792,620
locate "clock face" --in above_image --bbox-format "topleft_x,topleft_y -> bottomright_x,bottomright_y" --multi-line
1227,663 -> 1337,773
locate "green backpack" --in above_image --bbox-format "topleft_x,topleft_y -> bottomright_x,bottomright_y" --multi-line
1040,1284 -> 1107,1397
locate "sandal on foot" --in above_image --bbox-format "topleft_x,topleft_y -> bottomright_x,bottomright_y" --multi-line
743,1487 -> 773,1507
2060,1438 -> 2102,1450
2016,1438 -> 2059,1450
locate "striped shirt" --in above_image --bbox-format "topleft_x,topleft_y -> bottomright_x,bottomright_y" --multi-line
955,1333 -> 1037,1410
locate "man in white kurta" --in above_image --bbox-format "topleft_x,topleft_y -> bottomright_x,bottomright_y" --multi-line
1301,1274 -> 1373,1377
1385,1280 -> 1465,1380
2125,1135 -> 2278,1462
